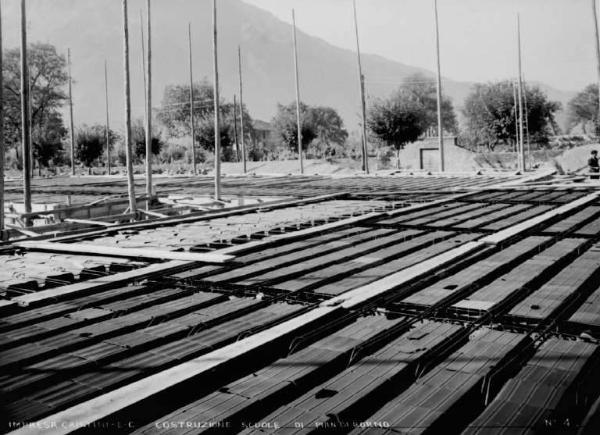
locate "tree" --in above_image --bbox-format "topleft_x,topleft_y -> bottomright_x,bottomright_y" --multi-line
33,112 -> 67,167
272,102 -> 317,154
196,117 -> 236,161
567,84 -> 598,134
397,73 -> 458,134
157,79 -> 215,137
76,124 -> 117,173
309,106 -> 349,157
131,119 -> 164,161
462,81 -> 560,151
367,97 -> 427,168
2,43 -> 69,165
157,79 -> 254,163
272,103 -> 348,157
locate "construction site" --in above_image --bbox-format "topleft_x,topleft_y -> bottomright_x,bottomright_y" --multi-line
5,171 -> 600,435
4,0 -> 600,434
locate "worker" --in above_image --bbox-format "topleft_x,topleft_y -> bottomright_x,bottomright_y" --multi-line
589,150 -> 600,180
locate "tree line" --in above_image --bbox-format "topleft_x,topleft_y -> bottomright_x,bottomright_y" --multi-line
2,42 -> 599,174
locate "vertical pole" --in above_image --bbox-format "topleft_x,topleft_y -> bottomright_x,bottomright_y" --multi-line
0,0 -> 5,238
353,0 -> 369,174
292,9 -> 303,174
20,0 -> 32,221
212,0 -> 222,199
434,0 -> 445,172
522,76 -> 531,168
140,8 -> 147,122
104,60 -> 111,176
512,79 -> 519,154
68,48 -> 75,176
238,46 -> 247,174
517,14 -> 525,172
592,0 -> 600,137
122,0 -> 137,214
188,23 -> 197,174
28,64 -> 33,179
144,0 -> 152,209
233,94 -> 240,161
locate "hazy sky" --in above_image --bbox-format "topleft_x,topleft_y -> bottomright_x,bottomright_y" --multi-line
246,0 -> 596,91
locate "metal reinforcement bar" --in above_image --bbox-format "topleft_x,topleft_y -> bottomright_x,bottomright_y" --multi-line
11,190 -> 598,434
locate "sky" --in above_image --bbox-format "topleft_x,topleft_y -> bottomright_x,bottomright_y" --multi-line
245,0 -> 596,92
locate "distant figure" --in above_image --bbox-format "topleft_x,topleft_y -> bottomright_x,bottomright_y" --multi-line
589,150 -> 600,180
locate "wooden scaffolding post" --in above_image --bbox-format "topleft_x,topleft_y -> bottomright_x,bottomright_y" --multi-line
0,0 -> 4,238
434,0 -> 445,172
104,60 -> 111,176
122,0 -> 137,215
67,49 -> 76,176
188,23 -> 197,175
140,9 -> 147,122
20,0 -> 32,221
353,0 -> 369,174
292,9 -> 303,175
512,79 -> 519,154
522,75 -> 531,167
233,94 -> 240,161
144,0 -> 152,210
593,0 -> 600,137
517,14 -> 525,172
212,0 -> 222,200
238,46 -> 247,174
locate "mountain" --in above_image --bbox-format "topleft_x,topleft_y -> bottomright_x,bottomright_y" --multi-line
2,0 -> 574,132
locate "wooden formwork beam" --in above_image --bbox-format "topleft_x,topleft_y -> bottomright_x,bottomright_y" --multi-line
14,241 -> 234,263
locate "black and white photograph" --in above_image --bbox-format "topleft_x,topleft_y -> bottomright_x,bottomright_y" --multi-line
2,0 -> 600,433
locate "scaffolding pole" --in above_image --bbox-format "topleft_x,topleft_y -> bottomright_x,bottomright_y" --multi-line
434,0 -> 445,172
353,0 -> 369,174
212,0 -> 222,199
238,46 -> 247,174
188,23 -> 197,174
292,9 -> 303,174
144,0 -> 152,210
104,60 -> 111,176
122,0 -> 137,214
20,0 -> 32,222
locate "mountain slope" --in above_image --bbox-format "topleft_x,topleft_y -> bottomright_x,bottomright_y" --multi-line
1,0 -> 573,131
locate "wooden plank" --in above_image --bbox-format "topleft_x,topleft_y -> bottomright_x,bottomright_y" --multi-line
14,241 -> 234,263
10,260 -> 188,308
64,218 -> 115,227
137,209 -> 168,219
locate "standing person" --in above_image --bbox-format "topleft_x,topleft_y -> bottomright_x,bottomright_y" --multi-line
589,150 -> 600,180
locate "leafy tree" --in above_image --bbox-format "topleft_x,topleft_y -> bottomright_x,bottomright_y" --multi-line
567,84 -> 598,134
131,119 -> 164,161
310,106 -> 349,157
462,81 -> 560,151
2,43 -> 69,164
196,117 -> 237,161
367,97 -> 427,168
33,112 -> 67,167
398,73 -> 458,134
157,79 -> 215,137
157,79 -> 254,144
272,102 -> 317,154
75,124 -> 116,172
272,103 -> 348,156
